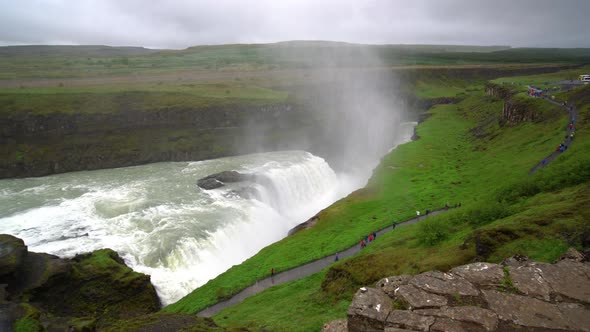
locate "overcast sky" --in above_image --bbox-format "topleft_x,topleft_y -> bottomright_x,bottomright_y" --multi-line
1,0 -> 588,49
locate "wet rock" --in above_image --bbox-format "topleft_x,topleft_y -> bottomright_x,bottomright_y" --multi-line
537,259 -> 590,302
482,290 -> 572,330
385,310 -> 435,331
196,178 -> 224,190
508,264 -> 552,301
414,306 -> 498,331
395,284 -> 447,309
449,263 -> 504,288
376,275 -> 413,298
348,287 -> 393,332
0,234 -> 26,278
197,170 -> 254,190
322,319 -> 348,332
409,271 -> 479,297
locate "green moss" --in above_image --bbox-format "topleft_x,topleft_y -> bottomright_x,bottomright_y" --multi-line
498,266 -> 518,293
14,304 -> 42,332
14,317 -> 43,332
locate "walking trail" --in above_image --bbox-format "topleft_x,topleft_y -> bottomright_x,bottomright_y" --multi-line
197,82 -> 579,317
529,91 -> 578,174
197,208 -> 450,317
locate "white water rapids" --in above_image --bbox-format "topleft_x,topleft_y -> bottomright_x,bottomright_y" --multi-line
0,122 -> 415,305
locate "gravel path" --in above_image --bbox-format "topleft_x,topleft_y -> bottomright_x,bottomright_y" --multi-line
529,96 -> 578,174
198,208 -> 452,317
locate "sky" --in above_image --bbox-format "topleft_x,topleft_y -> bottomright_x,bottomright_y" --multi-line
0,0 -> 589,49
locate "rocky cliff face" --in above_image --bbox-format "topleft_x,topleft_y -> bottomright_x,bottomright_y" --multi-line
0,103 -> 311,179
323,249 -> 590,332
500,99 -> 542,126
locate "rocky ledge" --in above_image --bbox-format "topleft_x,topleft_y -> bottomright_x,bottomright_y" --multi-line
323,248 -> 590,332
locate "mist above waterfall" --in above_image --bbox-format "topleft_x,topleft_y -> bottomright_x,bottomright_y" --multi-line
240,43 -> 406,184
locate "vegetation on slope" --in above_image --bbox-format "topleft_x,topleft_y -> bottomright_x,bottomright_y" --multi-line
166,69 -> 590,330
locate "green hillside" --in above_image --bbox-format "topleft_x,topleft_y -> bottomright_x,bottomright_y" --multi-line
164,68 -> 590,331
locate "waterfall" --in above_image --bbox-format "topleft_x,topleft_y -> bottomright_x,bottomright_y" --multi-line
0,150 -> 347,305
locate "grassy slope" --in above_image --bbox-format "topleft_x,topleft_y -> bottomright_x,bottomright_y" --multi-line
165,69 -> 590,331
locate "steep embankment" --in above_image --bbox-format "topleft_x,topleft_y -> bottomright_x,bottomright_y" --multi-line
0,97 -> 307,178
166,75 -> 590,331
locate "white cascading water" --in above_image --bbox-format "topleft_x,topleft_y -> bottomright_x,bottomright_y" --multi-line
0,151 -> 349,305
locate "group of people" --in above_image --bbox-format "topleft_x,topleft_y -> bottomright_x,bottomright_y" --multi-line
359,231 -> 378,249
557,118 -> 576,153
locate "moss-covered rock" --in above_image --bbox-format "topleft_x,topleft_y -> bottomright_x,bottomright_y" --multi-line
0,234 -> 27,279
28,248 -> 160,328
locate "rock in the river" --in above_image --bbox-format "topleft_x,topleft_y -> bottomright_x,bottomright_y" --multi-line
197,177 -> 224,190
197,170 -> 254,190
341,248 -> 590,332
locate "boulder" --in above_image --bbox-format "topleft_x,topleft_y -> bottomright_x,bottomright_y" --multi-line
536,259 -> 590,302
348,287 -> 393,332
394,285 -> 447,309
414,306 -> 498,331
376,275 -> 413,298
409,271 -> 479,297
0,234 -> 27,279
385,310 -> 435,331
338,255 -> 590,332
482,290 -> 573,330
508,263 -> 552,301
449,263 -> 504,288
558,302 -> 590,332
429,317 -> 471,332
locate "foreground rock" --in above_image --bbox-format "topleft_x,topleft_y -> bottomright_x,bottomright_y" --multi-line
324,249 -> 590,332
0,234 -> 168,331
196,170 -> 254,190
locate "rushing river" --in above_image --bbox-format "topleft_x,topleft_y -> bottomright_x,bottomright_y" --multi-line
0,122 -> 415,305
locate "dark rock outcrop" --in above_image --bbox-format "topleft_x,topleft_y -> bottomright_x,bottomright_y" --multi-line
197,170 -> 254,190
331,249 -> 590,332
0,234 -> 161,331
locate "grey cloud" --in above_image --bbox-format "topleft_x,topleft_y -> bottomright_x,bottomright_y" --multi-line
0,0 -> 588,48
